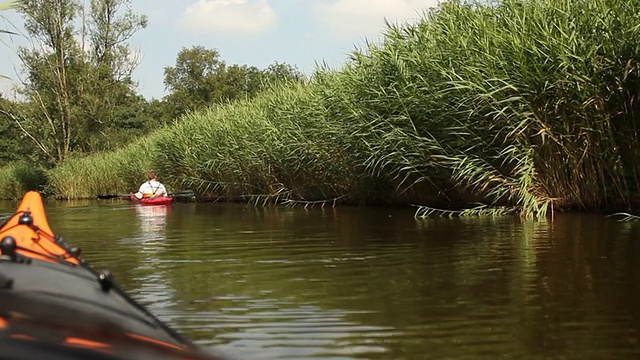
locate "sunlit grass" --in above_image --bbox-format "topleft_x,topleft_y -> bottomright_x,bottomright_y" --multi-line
0,162 -> 46,199
5,0 -> 640,218
48,135 -> 163,199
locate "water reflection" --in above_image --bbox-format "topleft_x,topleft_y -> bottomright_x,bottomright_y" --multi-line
125,204 -> 178,320
189,300 -> 393,360
3,200 -> 639,359
134,204 -> 170,237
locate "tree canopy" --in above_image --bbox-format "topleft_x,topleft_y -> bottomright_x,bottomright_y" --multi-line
163,46 -> 305,117
4,0 -> 148,165
0,2 -> 305,168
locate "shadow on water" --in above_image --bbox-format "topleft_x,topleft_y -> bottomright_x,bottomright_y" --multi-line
0,199 -> 639,359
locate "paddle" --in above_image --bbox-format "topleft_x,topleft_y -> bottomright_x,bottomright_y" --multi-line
97,190 -> 195,200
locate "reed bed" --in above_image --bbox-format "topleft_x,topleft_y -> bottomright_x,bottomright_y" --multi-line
154,81 -> 364,202
331,0 -> 640,217
10,0 -> 640,217
0,162 -> 46,199
47,135 -> 164,199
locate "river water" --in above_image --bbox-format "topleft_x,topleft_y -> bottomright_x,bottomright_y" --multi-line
1,199 -> 639,359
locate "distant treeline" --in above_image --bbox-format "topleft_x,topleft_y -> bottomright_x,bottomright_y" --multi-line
4,0 -> 640,218
0,0 -> 303,166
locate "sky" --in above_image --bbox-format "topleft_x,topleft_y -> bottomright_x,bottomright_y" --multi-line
0,0 -> 440,100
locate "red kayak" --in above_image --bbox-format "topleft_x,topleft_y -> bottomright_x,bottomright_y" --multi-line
129,194 -> 173,206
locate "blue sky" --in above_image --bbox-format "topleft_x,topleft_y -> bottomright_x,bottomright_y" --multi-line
0,0 -> 439,100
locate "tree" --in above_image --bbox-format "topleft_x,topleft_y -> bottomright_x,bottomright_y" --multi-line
262,62 -> 304,85
163,46 -> 306,118
163,46 -> 224,116
8,0 -> 147,165
0,95 -> 35,165
87,0 -> 147,80
16,0 -> 81,165
78,0 -> 148,153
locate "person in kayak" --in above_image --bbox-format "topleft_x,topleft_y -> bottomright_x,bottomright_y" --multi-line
134,170 -> 168,199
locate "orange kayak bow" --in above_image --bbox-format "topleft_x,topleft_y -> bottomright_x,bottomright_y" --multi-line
0,191 -> 224,360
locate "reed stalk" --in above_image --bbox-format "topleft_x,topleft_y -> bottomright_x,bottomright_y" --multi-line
23,0 -> 640,217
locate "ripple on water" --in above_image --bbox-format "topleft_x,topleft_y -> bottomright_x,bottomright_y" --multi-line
13,202 -> 640,359
177,300 -> 396,360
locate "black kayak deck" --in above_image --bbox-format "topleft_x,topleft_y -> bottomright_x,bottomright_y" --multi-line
0,258 -> 223,360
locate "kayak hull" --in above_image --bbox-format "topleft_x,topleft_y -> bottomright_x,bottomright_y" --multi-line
0,260 -> 211,360
0,191 -> 222,360
129,194 -> 173,206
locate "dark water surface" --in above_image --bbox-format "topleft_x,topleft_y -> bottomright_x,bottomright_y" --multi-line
1,199 -> 639,359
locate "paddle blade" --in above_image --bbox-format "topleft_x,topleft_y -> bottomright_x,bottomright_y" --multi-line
170,190 -> 195,197
97,194 -> 128,200
98,190 -> 193,199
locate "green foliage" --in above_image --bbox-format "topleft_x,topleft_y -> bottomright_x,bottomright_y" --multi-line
316,0 -> 640,217
47,135 -> 162,199
262,62 -> 305,85
163,46 -> 232,116
0,161 -> 46,199
79,0 -> 148,152
153,81 -> 361,203
20,0 -> 640,219
0,97 -> 36,165
7,0 -> 148,165
163,46 -> 305,118
150,0 -> 640,217
0,1 -> 17,13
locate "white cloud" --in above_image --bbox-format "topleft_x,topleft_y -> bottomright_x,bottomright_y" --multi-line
181,0 -> 277,35
315,0 -> 440,39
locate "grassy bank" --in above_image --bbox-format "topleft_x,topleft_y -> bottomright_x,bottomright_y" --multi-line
46,136 -> 163,199
0,161 -> 46,199
14,0 -> 640,218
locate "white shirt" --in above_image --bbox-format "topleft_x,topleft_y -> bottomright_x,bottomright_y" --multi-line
138,180 -> 167,197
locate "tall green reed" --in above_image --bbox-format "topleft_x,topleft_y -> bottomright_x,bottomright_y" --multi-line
34,0 -> 640,218
334,0 -> 640,217
0,162 -> 46,199
48,135 -> 164,199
